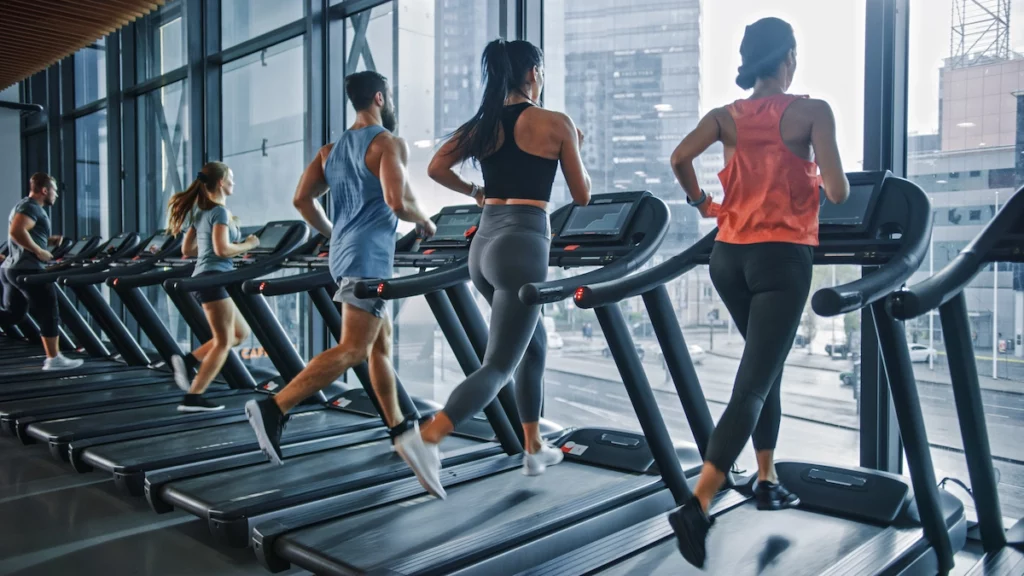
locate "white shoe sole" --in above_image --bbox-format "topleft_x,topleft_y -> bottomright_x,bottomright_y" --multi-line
245,401 -> 283,466
42,361 -> 85,371
177,405 -> 225,412
523,449 -> 564,476
394,442 -> 447,499
170,356 -> 191,392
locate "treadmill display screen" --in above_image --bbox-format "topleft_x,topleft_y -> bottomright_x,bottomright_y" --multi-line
429,213 -> 481,242
104,235 -> 128,254
560,202 -> 631,237
142,234 -> 170,255
68,240 -> 88,257
820,183 -> 876,227
256,226 -> 289,251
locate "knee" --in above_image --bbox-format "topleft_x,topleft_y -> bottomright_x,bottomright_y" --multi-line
335,340 -> 370,365
233,326 -> 250,347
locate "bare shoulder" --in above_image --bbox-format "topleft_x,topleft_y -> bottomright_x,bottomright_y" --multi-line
317,143 -> 334,168
796,98 -> 835,120
531,108 -> 576,137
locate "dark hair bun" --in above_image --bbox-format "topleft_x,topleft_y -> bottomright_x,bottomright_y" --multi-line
736,17 -> 796,90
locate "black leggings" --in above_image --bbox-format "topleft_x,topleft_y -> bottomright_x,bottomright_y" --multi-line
704,241 -> 813,472
0,267 -> 59,338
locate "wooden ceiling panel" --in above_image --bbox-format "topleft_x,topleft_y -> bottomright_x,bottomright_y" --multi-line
0,0 -> 167,91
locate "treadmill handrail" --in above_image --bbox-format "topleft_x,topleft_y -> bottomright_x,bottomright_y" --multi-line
519,196 -> 671,306
812,177 -> 934,317
168,225 -> 310,293
355,261 -> 470,300
242,269 -> 333,296
888,183 -> 1024,320
107,263 -> 194,289
19,233 -> 141,285
575,229 -> 717,309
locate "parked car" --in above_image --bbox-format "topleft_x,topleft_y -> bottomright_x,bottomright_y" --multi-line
825,342 -> 850,358
908,344 -> 936,363
840,358 -> 861,414
687,344 -> 706,365
547,332 -> 564,349
603,345 -> 645,361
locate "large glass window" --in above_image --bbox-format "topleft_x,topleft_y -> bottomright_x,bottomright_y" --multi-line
907,0 -> 1024,521
74,40 -> 107,107
543,0 -> 867,474
222,36 -> 308,366
330,2 -> 394,141
75,110 -> 109,240
136,1 -> 187,81
221,0 -> 304,49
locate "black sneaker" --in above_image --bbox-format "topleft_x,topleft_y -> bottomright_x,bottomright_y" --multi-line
668,497 -> 714,568
177,394 -> 225,413
245,398 -> 287,465
753,480 -> 800,511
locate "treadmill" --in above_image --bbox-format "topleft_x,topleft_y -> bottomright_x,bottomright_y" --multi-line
137,205 -> 529,548
495,172 -> 968,576
887,184 -> 1024,575
0,236 -> 105,366
71,231 -> 444,497
249,191 -> 707,575
18,221 -> 307,466
0,232 -> 216,437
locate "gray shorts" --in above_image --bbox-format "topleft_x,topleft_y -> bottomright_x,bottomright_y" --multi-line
333,277 -> 388,318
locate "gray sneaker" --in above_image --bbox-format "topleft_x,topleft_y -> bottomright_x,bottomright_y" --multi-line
394,422 -> 446,499
170,355 -> 191,392
42,355 -> 85,371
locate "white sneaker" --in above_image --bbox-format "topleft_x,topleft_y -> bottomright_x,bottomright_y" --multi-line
393,423 -> 446,499
170,355 -> 191,392
523,443 -> 564,476
42,355 -> 85,371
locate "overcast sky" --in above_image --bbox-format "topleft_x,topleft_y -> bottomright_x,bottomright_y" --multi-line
700,0 -> 1024,170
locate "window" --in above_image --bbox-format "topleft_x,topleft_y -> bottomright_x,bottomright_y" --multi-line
136,1 -> 187,81
75,110 -> 109,239
221,0 -> 304,49
74,40 -> 107,107
908,0 -> 1024,520
222,36 -> 308,364
544,0 -> 867,473
329,2 -> 394,141
22,131 -> 49,194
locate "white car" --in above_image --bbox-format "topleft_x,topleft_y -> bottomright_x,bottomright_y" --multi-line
688,344 -> 706,365
547,332 -> 564,349
908,344 -> 936,363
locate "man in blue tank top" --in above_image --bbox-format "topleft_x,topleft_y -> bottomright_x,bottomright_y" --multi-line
245,71 -> 439,464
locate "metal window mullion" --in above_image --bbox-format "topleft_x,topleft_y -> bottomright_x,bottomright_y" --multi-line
308,0 -> 330,358
105,31 -> 123,237
60,57 -> 77,238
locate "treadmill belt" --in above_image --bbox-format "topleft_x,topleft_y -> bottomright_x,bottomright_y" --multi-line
26,392 -> 259,441
0,358 -> 126,379
0,369 -> 167,399
0,380 -> 180,417
278,462 -> 647,574
599,503 -> 889,576
163,434 -> 481,518
83,409 -> 374,472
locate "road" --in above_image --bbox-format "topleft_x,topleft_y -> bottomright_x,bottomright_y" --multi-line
404,336 -> 1024,521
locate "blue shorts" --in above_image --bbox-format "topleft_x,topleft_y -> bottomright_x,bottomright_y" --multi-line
333,277 -> 387,318
192,271 -> 231,304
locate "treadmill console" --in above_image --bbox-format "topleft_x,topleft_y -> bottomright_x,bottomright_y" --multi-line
66,238 -> 91,258
394,205 -> 483,268
284,235 -> 330,268
819,171 -> 886,234
549,191 -> 654,267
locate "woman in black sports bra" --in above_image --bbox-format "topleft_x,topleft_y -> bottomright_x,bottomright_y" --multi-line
391,39 -> 591,498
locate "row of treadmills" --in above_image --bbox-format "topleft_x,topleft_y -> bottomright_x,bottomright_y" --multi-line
0,172 -> 1021,574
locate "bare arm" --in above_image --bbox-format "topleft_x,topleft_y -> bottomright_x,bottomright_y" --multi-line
556,113 -> 591,206
670,110 -> 722,218
428,134 -> 484,206
9,213 -> 50,260
181,227 -> 198,257
212,224 -> 258,258
293,144 -> 334,238
809,100 -> 849,204
381,137 -> 432,226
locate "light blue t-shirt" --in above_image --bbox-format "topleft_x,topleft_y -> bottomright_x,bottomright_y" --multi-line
191,205 -> 241,276
325,125 -> 398,280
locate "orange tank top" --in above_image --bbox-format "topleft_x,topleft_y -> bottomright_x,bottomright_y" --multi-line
713,94 -> 820,246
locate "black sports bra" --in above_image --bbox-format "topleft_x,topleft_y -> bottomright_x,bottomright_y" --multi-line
479,103 -> 559,202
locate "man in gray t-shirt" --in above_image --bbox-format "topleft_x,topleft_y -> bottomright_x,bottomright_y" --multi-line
0,172 -> 82,371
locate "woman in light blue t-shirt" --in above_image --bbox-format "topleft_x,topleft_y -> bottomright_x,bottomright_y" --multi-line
166,161 -> 260,412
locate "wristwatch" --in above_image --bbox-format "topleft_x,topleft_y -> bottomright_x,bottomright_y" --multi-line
687,189 -> 709,207
470,184 -> 483,200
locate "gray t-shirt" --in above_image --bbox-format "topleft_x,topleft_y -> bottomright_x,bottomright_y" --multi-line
191,205 -> 241,276
4,197 -> 50,270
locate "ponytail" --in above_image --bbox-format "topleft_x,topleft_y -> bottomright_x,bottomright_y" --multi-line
448,39 -> 544,162
167,161 -> 230,235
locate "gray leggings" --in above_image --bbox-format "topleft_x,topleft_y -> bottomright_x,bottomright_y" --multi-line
443,204 -> 550,426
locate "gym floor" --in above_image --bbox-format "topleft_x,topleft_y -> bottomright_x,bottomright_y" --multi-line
0,433 -> 988,575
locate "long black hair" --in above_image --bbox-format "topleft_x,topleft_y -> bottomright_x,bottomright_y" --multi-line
735,17 -> 796,90
449,39 -> 544,162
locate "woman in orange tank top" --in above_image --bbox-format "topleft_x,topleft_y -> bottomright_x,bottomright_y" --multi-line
665,17 -> 850,567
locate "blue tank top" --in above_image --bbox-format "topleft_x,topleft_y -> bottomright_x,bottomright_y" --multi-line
325,125 -> 398,281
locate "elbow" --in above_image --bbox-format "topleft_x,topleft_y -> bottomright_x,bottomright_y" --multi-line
670,149 -> 694,172
825,181 -> 850,205
212,246 -> 229,258
572,187 -> 592,206
426,161 -> 446,183
385,197 -> 406,214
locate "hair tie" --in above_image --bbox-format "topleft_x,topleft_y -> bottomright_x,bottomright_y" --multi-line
196,172 -> 209,183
